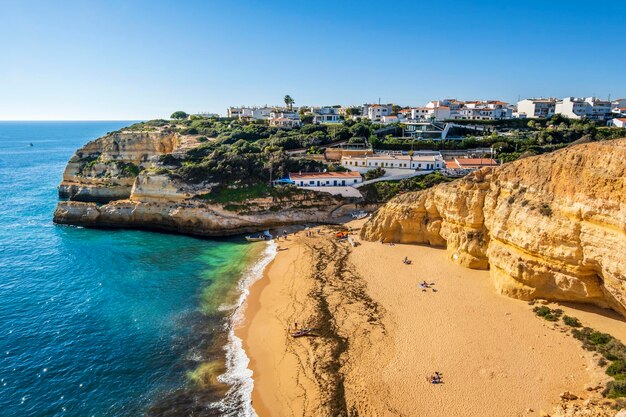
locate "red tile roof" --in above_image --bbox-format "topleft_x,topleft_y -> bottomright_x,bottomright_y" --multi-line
455,158 -> 498,168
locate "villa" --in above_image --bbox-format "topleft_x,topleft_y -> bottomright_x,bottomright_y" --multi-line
362,104 -> 393,122
269,110 -> 301,128
311,106 -> 341,123
289,171 -> 363,187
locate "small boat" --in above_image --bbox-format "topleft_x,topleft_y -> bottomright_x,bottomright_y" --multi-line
245,230 -> 273,242
291,328 -> 313,338
351,210 -> 368,219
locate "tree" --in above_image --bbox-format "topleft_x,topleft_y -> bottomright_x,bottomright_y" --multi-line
171,111 -> 189,120
301,114 -> 314,124
350,122 -> 371,138
284,95 -> 295,110
344,107 -> 362,117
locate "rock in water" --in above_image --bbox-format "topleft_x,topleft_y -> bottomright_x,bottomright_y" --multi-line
361,139 -> 626,316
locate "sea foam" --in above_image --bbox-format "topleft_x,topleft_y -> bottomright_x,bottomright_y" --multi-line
215,240 -> 277,416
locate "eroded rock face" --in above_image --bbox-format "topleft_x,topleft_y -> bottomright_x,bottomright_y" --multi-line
361,139 -> 626,315
58,130 -> 179,202
53,194 -> 358,237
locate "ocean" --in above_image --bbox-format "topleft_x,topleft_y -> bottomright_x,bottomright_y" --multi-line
0,122 -> 271,416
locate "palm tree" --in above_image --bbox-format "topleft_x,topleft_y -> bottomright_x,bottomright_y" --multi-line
284,95 -> 294,110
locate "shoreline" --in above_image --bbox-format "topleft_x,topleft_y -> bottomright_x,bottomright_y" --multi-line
239,222 -> 626,416
214,240 -> 278,415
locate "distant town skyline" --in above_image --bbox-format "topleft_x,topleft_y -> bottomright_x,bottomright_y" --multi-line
1,0 -> 624,120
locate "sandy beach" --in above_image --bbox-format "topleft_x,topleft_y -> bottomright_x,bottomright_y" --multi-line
237,221 -> 626,417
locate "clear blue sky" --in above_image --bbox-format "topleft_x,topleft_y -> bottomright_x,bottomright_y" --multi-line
0,0 -> 623,120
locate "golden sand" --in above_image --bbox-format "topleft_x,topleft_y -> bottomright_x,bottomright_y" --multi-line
237,221 -> 625,416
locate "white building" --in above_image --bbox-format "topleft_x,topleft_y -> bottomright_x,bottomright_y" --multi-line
341,153 -> 444,173
362,104 -> 393,122
269,111 -> 301,128
610,118 -> 626,128
516,98 -> 557,119
311,106 -> 341,123
456,100 -> 512,120
193,112 -> 220,118
227,106 -> 274,120
555,97 -> 613,121
612,99 -> 626,117
401,107 -> 451,121
381,115 -> 400,124
426,99 -> 463,111
289,171 -> 362,187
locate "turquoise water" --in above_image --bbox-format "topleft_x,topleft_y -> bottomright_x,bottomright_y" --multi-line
0,122 -> 258,416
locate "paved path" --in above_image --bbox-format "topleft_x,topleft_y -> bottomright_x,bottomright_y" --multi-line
355,170 -> 435,187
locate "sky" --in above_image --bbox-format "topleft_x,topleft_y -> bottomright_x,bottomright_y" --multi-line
0,0 -> 624,120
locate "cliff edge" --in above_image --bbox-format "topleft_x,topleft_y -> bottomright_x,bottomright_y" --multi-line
361,139 -> 626,315
54,123 -> 362,236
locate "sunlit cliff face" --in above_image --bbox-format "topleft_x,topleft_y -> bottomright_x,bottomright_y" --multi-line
362,139 -> 626,316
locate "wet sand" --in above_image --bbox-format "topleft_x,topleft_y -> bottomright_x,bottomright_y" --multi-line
237,222 -> 625,416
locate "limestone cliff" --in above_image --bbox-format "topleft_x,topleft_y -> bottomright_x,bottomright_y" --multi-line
58,129 -> 179,202
361,139 -> 626,315
54,125 -> 362,236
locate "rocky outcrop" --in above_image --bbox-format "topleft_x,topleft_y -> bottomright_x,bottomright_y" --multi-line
54,126 -> 364,236
54,192 -> 359,237
58,129 -> 179,202
361,139 -> 626,316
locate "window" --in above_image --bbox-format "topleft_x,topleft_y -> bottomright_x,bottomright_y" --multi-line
310,180 -> 315,185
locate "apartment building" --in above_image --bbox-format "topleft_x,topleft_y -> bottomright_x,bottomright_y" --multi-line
516,98 -> 557,119
554,97 -> 613,121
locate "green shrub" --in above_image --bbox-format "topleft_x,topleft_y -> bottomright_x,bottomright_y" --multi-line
607,360 -> 626,380
562,315 -> 581,327
605,380 -> 626,398
590,331 -> 612,345
115,162 -> 140,177
533,306 -> 563,321
364,167 -> 386,180
359,172 -> 452,203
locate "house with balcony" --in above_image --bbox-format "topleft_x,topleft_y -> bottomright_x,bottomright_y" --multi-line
311,106 -> 341,123
516,98 -> 557,119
